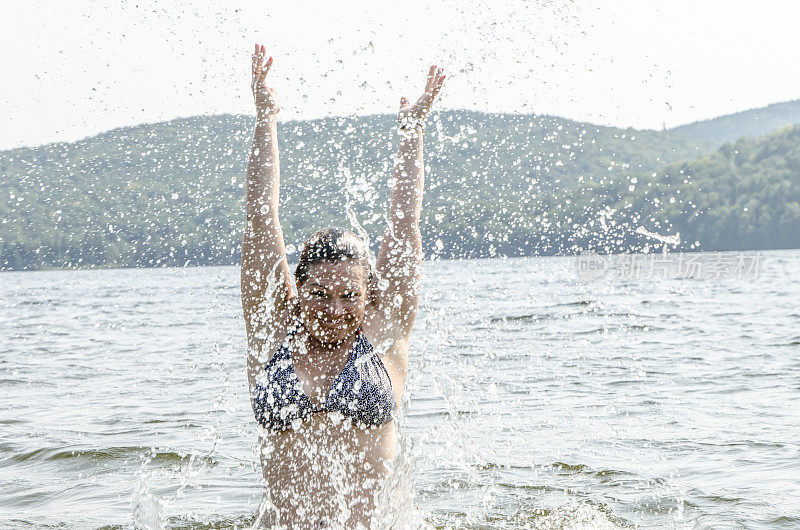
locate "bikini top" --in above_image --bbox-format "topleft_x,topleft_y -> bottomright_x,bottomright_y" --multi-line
251,324 -> 397,432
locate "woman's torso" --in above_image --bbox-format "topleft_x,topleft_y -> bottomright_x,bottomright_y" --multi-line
256,416 -> 397,527
251,320 -> 406,528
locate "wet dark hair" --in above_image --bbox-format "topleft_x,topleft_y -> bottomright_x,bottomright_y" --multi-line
294,227 -> 376,288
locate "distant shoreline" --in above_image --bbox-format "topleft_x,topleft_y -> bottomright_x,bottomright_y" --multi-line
3,247 -> 797,274
4,106 -> 800,272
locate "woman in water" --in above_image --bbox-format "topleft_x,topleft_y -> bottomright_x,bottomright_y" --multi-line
241,43 -> 445,528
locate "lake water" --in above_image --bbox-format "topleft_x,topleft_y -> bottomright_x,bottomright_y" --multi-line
2,250 -> 799,529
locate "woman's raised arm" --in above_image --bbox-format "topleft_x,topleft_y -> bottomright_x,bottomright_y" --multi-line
373,65 -> 445,346
241,44 -> 294,393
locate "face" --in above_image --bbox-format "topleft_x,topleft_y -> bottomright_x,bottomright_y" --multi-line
297,260 -> 369,345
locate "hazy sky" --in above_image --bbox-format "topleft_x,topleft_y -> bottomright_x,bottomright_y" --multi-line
3,0 -> 800,150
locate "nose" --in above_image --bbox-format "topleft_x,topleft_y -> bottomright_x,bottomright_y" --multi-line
329,300 -> 347,318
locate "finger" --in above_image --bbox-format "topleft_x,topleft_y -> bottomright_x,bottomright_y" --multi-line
254,46 -> 265,81
259,45 -> 267,78
252,44 -> 258,75
256,56 -> 272,88
433,75 -> 445,99
264,56 -> 273,76
425,64 -> 437,94
432,70 -> 445,97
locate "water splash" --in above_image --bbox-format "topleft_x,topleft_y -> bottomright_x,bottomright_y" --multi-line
635,226 -> 681,248
131,463 -> 165,529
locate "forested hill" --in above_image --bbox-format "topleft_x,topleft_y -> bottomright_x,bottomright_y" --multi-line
628,125 -> 800,252
669,99 -> 800,145
1,107 -> 799,271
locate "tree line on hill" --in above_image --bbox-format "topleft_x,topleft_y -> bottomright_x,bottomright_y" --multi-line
1,105 -> 799,271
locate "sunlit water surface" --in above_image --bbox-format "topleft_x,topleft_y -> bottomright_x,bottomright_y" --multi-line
2,250 -> 799,529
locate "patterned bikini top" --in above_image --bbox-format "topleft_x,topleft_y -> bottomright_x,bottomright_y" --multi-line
251,324 -> 396,432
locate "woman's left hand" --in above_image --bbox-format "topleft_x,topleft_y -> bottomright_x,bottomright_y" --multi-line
398,65 -> 445,131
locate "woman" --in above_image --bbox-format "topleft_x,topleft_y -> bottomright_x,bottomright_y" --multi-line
240,43 -> 445,528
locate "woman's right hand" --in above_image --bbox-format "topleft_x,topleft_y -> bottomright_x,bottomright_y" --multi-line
398,65 -> 445,131
251,43 -> 279,117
